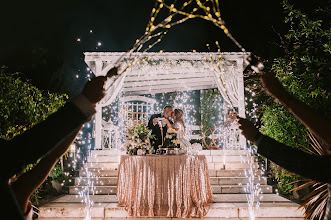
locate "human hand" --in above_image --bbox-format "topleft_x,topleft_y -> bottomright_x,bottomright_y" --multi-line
237,117 -> 260,143
162,118 -> 169,124
228,111 -> 238,120
106,66 -> 119,78
82,76 -> 107,105
261,73 -> 288,100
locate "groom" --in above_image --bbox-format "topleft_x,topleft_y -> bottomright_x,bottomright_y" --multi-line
148,105 -> 173,151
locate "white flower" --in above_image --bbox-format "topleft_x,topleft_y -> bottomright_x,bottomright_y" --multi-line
137,149 -> 144,156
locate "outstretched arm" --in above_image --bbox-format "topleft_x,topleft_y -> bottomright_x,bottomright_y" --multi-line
11,127 -> 81,215
238,117 -> 331,183
1,76 -> 108,179
261,73 -> 331,147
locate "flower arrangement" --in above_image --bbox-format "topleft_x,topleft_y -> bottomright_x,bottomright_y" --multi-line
123,122 -> 155,155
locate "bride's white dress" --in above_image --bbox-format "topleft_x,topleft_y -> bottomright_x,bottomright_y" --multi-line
174,122 -> 191,150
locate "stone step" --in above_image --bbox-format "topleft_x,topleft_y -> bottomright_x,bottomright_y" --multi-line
199,150 -> 253,156
82,161 -> 259,171
38,218 -> 305,220
73,176 -> 267,186
39,197 -> 304,218
211,185 -> 273,194
205,155 -> 257,163
90,149 -> 124,156
83,162 -> 119,170
87,155 -> 121,163
74,177 -> 117,186
39,194 -> 291,204
69,185 -> 273,195
79,169 -> 119,177
208,162 -> 259,170
209,169 -> 264,177
210,177 -> 267,185
79,169 -> 264,177
69,186 -> 117,195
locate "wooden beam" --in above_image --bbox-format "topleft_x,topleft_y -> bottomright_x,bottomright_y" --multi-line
125,72 -> 214,81
121,96 -> 156,103
123,81 -> 216,92
124,84 -> 217,95
123,76 -> 215,87
84,52 -> 250,63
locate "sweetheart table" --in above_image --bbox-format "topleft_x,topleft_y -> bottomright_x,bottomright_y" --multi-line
116,155 -> 215,218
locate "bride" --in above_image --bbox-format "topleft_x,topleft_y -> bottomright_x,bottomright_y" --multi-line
162,108 -> 191,150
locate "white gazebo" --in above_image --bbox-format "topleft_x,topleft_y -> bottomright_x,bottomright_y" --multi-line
84,52 -> 249,150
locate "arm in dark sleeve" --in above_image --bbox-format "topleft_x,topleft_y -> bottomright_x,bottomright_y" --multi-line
1,102 -> 88,178
257,135 -> 331,183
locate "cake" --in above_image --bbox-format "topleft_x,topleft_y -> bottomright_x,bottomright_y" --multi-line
163,128 -> 180,148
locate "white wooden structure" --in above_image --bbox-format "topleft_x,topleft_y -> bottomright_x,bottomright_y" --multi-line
84,52 -> 249,149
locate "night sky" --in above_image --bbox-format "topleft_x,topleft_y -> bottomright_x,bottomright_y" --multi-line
0,0 -> 324,96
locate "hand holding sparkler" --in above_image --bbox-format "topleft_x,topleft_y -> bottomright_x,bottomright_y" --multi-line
106,66 -> 120,78
82,76 -> 107,105
237,117 -> 260,144
224,111 -> 238,126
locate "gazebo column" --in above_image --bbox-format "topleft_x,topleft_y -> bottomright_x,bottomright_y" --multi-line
237,59 -> 245,118
92,59 -> 104,150
237,58 -> 247,149
94,104 -> 102,149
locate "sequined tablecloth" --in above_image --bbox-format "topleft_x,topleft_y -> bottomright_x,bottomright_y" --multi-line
116,155 -> 215,218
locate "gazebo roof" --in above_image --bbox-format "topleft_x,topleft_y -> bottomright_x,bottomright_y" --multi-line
84,52 -> 249,97
85,52 -> 249,149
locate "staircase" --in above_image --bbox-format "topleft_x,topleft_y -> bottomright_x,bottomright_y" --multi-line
38,149 -> 305,219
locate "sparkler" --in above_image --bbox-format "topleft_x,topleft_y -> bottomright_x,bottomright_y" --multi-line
105,0 -> 253,91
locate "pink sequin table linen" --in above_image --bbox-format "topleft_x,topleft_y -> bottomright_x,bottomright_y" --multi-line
116,155 -> 215,218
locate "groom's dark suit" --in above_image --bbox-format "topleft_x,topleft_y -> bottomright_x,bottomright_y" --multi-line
148,113 -> 173,151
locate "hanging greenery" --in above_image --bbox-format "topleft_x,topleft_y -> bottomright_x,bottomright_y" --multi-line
200,89 -> 223,148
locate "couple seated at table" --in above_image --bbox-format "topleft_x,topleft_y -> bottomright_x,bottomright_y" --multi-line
147,105 -> 191,151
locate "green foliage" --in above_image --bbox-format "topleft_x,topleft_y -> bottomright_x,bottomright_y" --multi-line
260,1 -> 331,199
0,67 -> 69,205
260,105 -> 308,149
133,123 -> 155,143
0,67 -> 68,139
270,162 -> 299,198
273,1 -> 331,114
